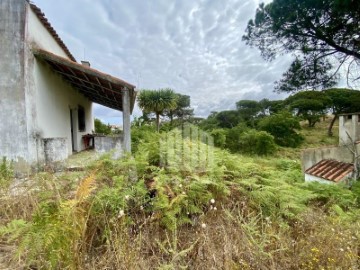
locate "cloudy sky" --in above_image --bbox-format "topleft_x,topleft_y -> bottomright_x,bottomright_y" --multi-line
32,0 -> 292,124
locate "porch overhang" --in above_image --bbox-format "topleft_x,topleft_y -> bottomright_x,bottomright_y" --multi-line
33,49 -> 137,112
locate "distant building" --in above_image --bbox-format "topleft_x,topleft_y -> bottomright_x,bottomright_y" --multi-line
0,0 -> 136,173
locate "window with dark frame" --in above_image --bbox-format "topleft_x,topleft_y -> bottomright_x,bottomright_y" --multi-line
78,105 -> 86,132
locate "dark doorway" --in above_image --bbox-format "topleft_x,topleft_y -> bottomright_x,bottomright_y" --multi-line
70,109 -> 75,152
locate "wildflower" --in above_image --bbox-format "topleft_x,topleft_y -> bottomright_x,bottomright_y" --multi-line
210,198 -> 215,204
140,205 -> 144,211
125,195 -> 130,200
201,223 -> 207,229
311,247 -> 319,253
213,207 -> 217,211
340,248 -> 344,252
182,191 -> 186,195
117,209 -> 125,218
179,184 -> 183,188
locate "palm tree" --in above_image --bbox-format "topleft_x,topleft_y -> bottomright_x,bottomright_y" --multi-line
137,88 -> 178,132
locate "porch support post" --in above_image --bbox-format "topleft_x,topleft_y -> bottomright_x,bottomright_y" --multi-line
122,87 -> 131,153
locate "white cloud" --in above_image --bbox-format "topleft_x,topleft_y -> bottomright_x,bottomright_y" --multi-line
33,0 -> 292,122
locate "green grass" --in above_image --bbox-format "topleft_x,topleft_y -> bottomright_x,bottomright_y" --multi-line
0,120 -> 359,269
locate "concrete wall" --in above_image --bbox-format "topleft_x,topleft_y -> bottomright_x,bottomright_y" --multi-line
26,6 -> 70,59
339,114 -> 360,146
43,137 -> 68,167
94,136 -> 123,158
0,1 -> 94,173
0,0 -> 31,172
24,3 -> 94,162
301,144 -> 360,172
33,60 -> 93,155
305,172 -> 353,185
304,174 -> 336,185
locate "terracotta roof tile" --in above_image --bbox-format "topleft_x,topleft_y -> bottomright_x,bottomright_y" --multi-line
305,159 -> 354,182
29,3 -> 76,62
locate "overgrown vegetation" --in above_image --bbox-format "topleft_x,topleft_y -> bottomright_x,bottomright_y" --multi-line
0,157 -> 13,191
0,121 -> 359,269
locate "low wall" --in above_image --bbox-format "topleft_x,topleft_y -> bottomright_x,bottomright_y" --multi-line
43,137 -> 68,168
301,144 -> 360,171
94,135 -> 123,159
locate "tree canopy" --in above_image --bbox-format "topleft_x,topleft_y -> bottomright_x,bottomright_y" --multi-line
163,94 -> 194,124
286,91 -> 331,127
94,118 -> 111,135
137,88 -> 178,132
324,88 -> 360,135
243,0 -> 360,92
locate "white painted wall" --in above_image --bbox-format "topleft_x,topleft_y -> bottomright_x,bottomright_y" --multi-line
26,5 -> 94,157
304,172 -> 352,185
34,61 -> 93,155
26,7 -> 70,59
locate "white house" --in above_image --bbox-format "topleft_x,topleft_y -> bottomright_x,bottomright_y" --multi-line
0,0 -> 136,173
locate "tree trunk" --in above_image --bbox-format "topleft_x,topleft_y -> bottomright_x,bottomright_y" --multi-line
156,113 -> 160,132
328,115 -> 337,136
170,111 -> 174,126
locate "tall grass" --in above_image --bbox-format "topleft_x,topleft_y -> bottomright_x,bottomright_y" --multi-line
0,127 -> 359,269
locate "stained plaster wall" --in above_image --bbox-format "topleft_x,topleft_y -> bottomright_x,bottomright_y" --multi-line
25,4 -> 93,159
0,0 -> 94,173
0,0 -> 30,172
33,61 -> 94,156
339,114 -> 360,146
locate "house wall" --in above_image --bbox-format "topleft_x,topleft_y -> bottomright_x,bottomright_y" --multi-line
0,0 -> 31,172
33,61 -> 94,155
24,4 -> 94,163
26,6 -> 70,59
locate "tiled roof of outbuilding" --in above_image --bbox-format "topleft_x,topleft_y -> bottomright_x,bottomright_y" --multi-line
305,159 -> 354,182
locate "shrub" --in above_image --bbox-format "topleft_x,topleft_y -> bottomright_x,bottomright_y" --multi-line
238,130 -> 277,155
258,111 -> 304,147
225,123 -> 249,152
0,157 -> 13,190
225,126 -> 276,155
210,128 -> 227,148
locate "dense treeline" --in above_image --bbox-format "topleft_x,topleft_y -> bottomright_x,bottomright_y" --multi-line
135,88 -> 360,155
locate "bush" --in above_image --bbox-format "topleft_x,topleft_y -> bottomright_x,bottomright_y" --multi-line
225,125 -> 276,155
0,157 -> 13,190
210,128 -> 227,148
238,130 -> 276,155
258,111 -> 304,147
94,118 -> 111,135
225,123 -> 249,151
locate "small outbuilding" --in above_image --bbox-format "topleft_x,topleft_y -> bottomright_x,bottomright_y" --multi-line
305,159 -> 354,185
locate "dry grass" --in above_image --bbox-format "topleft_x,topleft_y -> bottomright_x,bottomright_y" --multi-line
0,120 -> 359,269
